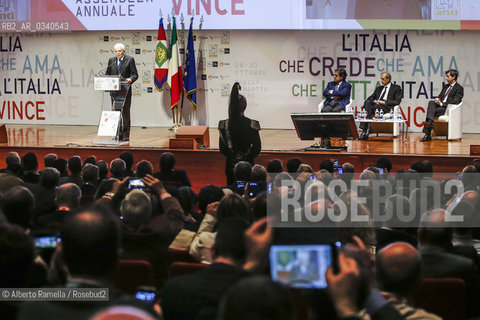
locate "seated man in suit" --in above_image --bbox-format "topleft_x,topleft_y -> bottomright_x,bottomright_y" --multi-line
420,69 -> 464,142
321,68 -> 352,112
359,72 -> 402,140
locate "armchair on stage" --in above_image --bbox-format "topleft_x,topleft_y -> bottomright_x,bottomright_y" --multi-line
93,75 -> 130,145
432,102 -> 463,140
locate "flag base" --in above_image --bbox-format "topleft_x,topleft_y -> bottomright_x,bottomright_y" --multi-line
169,124 -> 181,133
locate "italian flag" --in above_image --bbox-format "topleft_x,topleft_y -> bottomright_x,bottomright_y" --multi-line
167,17 -> 183,110
154,18 -> 169,92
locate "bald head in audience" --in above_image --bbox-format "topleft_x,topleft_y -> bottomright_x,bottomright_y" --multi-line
56,183 -> 81,210
376,242 -> 421,298
62,208 -> 119,278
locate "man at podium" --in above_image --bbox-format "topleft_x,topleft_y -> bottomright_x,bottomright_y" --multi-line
106,43 -> 138,141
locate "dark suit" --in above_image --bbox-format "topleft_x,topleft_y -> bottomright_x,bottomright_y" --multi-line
153,169 -> 191,187
106,55 -> 138,140
25,182 -> 57,224
322,81 -> 352,112
57,174 -> 83,187
422,82 -> 464,134
360,83 -> 402,131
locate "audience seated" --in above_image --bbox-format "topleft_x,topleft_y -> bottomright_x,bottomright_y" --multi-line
286,158 -> 302,173
189,193 -> 250,263
118,177 -> 185,288
21,152 -> 40,184
297,163 -> 314,173
18,207 -> 159,320
58,155 -> 83,187
84,155 -> 96,166
80,163 -> 99,205
43,153 -> 57,168
135,160 -> 153,178
0,151 -> 21,174
418,209 -> 480,318
26,167 -> 60,222
175,186 -> 197,226
251,164 -> 267,183
94,178 -> 118,201
376,195 -> 418,252
37,183 -> 81,231
266,159 -> 283,173
120,151 -> 135,177
110,158 -> 127,180
217,275 -> 295,320
0,149 -> 478,320
320,159 -> 334,173
161,218 -> 251,320
97,160 -> 109,182
2,186 -> 35,230
376,242 -> 441,319
461,165 -> 479,191
0,171 -> 23,193
53,157 -> 68,177
153,152 -> 191,187
229,161 -> 252,194
0,223 -> 35,320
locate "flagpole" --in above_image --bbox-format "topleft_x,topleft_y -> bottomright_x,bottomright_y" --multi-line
179,13 -> 186,127
168,9 -> 181,132
192,14 -> 203,126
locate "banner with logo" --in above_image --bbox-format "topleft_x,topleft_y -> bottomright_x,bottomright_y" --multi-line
1,29 -> 480,133
3,0 -> 480,31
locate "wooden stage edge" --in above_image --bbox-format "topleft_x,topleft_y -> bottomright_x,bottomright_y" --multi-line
0,124 -> 478,191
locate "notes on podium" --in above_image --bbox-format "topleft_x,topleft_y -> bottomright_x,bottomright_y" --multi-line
94,75 -> 120,91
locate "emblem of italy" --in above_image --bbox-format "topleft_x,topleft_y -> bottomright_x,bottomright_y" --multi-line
156,44 -> 168,67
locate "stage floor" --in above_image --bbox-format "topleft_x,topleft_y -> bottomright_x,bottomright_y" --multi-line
3,124 -> 478,157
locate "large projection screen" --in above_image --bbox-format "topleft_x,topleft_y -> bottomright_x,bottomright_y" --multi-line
3,0 -> 480,32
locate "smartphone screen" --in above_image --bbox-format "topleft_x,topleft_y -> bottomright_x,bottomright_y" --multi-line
378,168 -> 384,174
269,244 -> 336,289
235,181 -> 246,195
247,182 -> 265,198
135,289 -> 156,302
34,236 -> 60,249
267,182 -> 273,194
128,178 -> 145,190
333,160 -> 339,170
337,167 -> 343,174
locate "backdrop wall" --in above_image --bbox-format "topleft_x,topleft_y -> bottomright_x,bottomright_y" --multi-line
1,29 -> 479,132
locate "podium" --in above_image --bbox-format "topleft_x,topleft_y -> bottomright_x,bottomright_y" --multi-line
93,75 -> 130,145
169,126 -> 210,149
